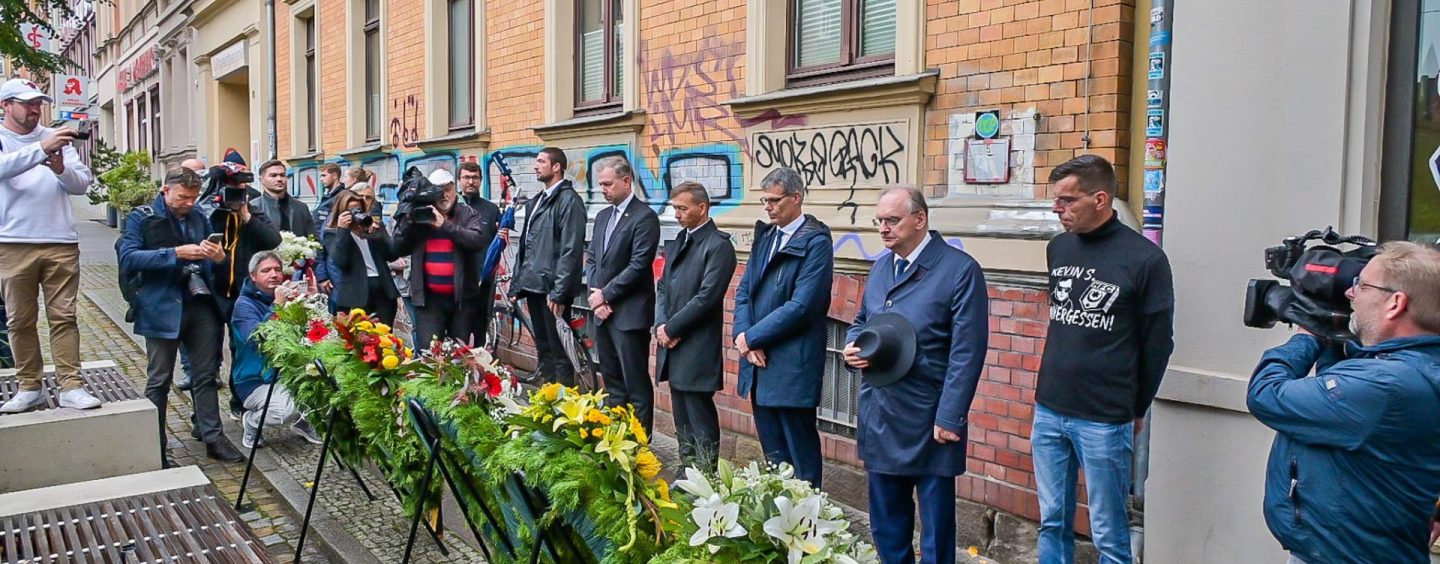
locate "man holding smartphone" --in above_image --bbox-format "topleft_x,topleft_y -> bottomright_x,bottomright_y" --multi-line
0,79 -> 102,414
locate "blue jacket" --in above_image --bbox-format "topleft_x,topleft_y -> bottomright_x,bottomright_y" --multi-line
118,194 -> 217,339
846,233 -> 988,476
230,279 -> 277,402
1248,334 -> 1440,564
733,215 -> 833,408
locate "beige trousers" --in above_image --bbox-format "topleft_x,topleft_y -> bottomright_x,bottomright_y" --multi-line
0,242 -> 82,391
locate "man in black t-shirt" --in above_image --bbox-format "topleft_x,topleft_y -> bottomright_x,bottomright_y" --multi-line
1033,155 -> 1174,564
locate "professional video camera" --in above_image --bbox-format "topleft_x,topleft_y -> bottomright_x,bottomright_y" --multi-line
395,173 -> 443,225
202,162 -> 255,209
1243,227 -> 1378,341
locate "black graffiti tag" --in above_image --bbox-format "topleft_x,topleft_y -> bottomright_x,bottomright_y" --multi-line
752,124 -> 905,189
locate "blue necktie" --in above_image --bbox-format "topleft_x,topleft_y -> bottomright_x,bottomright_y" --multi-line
895,257 -> 909,280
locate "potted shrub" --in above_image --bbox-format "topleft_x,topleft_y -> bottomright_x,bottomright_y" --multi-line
97,151 -> 158,224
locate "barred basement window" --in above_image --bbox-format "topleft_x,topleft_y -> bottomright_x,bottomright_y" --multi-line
818,318 -> 859,436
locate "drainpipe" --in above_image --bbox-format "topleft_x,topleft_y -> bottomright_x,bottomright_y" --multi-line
1142,0 -> 1172,246
265,0 -> 277,159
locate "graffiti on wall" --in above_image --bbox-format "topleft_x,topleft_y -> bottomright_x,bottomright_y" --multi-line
751,122 -> 909,190
389,95 -> 421,149
643,39 -> 746,158
290,167 -> 320,200
485,148 -> 540,204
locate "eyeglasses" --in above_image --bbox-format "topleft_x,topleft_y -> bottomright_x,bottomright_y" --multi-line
1352,276 -> 1398,294
757,193 -> 797,208
1052,193 -> 1095,208
872,213 -> 916,228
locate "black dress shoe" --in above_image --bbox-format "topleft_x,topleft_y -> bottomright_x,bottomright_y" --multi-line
162,457 -> 179,469
206,440 -> 246,463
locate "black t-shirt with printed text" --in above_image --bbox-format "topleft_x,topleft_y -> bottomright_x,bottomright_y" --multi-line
1037,216 -> 1175,424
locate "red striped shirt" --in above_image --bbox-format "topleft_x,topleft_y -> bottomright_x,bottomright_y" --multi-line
424,238 -> 457,296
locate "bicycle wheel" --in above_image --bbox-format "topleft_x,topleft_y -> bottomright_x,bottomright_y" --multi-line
557,319 -> 600,393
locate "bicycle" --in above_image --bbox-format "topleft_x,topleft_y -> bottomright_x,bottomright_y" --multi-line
487,239 -> 600,393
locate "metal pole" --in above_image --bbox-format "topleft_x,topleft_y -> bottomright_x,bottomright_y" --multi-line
265,0 -> 277,159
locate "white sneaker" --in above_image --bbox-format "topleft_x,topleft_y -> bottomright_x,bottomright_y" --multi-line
58,389 -> 102,410
291,419 -> 323,445
242,430 -> 265,450
0,390 -> 46,413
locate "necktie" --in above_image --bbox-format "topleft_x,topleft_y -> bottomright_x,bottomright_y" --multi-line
769,230 -> 784,261
895,257 -> 909,280
604,206 -> 621,248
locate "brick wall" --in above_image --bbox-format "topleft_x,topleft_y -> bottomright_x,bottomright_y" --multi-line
317,0 -> 348,153
486,0 -> 544,147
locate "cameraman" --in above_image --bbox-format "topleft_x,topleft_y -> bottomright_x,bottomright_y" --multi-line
118,168 -> 247,465
324,188 -> 399,324
393,170 -> 490,349
208,163 -> 282,319
1248,241 -> 1440,564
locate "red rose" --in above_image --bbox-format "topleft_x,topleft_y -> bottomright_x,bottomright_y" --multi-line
483,372 -> 503,397
306,320 -> 330,343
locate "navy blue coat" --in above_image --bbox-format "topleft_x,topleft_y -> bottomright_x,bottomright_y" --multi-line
118,193 -> 218,339
846,233 -> 989,476
733,215 -> 833,408
1249,334 -> 1440,564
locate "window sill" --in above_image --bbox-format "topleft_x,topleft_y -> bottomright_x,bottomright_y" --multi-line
531,110 -> 646,142
415,129 -> 490,149
336,143 -> 384,157
1155,366 -> 1253,414
725,70 -> 941,120
284,151 -> 324,162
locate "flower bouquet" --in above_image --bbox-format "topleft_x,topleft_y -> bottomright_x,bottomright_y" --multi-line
655,460 -> 878,564
275,230 -> 323,277
490,383 -> 677,561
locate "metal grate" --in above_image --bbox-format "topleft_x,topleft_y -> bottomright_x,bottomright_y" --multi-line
0,485 -> 271,563
0,365 -> 143,412
818,319 -> 859,433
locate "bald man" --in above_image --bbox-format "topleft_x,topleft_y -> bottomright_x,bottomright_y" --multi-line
180,158 -> 207,174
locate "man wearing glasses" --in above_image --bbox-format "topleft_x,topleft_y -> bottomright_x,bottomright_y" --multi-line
733,166 -> 833,488
1033,154 -> 1175,564
1248,242 -> 1440,564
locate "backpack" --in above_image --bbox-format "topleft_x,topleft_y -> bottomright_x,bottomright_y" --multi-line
115,205 -> 155,323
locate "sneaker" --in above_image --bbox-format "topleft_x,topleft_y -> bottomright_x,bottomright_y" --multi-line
242,431 -> 266,450
59,388 -> 102,409
227,407 -> 243,422
174,373 -> 192,392
291,419 -> 323,445
0,390 -> 45,413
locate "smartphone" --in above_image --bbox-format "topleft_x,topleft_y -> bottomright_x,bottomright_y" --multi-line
72,121 -> 93,141
206,233 -> 225,245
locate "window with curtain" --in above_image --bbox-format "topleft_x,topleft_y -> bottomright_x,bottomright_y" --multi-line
150,87 -> 161,155
364,0 -> 381,141
304,15 -> 317,151
789,0 -> 895,87
575,0 -> 622,114
448,0 -> 474,128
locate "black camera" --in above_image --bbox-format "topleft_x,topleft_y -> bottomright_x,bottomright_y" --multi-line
1244,227 -> 1377,341
396,175 -> 443,223
205,164 -> 255,209
182,263 -> 211,298
349,209 -> 374,229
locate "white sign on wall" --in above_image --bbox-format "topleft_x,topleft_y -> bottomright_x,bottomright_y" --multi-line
18,23 -> 55,54
54,74 -> 88,108
212,41 -> 247,80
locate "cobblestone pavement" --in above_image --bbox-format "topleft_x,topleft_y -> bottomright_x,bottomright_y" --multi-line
41,264 -> 482,563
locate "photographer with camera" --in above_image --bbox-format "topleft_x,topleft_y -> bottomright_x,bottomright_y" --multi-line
393,170 -> 490,349
0,79 -> 101,414
324,187 -> 399,324
118,168 -> 246,465
231,251 -> 322,449
1247,241 -> 1440,564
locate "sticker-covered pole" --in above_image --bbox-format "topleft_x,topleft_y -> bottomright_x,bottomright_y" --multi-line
1141,0 -> 1173,246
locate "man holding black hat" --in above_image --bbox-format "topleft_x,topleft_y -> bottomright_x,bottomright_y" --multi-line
843,186 -> 989,564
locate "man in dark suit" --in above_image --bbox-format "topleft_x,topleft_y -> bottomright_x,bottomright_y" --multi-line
585,156 -> 660,431
457,161 -> 502,347
733,166 -> 834,487
655,181 -> 737,470
512,147 -> 586,385
843,187 -> 989,564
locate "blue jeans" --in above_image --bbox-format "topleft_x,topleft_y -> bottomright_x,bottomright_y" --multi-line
1033,404 -> 1134,564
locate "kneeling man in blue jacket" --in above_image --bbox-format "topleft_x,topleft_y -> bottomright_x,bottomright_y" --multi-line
232,250 -> 323,449
1248,241 -> 1440,564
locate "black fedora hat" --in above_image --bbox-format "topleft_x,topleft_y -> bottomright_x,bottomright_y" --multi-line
854,312 -> 917,387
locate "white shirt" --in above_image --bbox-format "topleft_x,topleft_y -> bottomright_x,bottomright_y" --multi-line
0,125 -> 92,243
686,218 -> 712,236
771,214 -> 806,257
894,232 -> 932,276
351,232 -> 379,277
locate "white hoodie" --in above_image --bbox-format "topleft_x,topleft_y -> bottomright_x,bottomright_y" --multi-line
0,125 -> 92,244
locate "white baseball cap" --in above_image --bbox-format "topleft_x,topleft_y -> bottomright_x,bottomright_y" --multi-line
0,79 -> 53,103
427,168 -> 455,186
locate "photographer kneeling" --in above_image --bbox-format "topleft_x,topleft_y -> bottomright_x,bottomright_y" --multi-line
231,251 -> 321,448
118,168 -> 246,465
1248,241 -> 1440,564
324,187 -> 399,325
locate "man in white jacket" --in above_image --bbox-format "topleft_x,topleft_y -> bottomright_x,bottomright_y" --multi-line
0,78 -> 100,413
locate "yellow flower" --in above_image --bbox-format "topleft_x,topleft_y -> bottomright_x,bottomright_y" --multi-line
379,336 -> 394,349
356,320 -> 374,331
585,408 -> 604,423
375,323 -> 391,335
655,479 -> 671,502
635,448 -> 661,480
592,428 -> 605,439
349,308 -> 366,317
539,383 -> 561,402
629,416 -> 649,445
382,355 -> 400,369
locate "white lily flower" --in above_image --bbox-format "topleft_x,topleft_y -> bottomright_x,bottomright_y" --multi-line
688,494 -> 746,551
673,466 -> 717,499
762,495 -> 846,564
